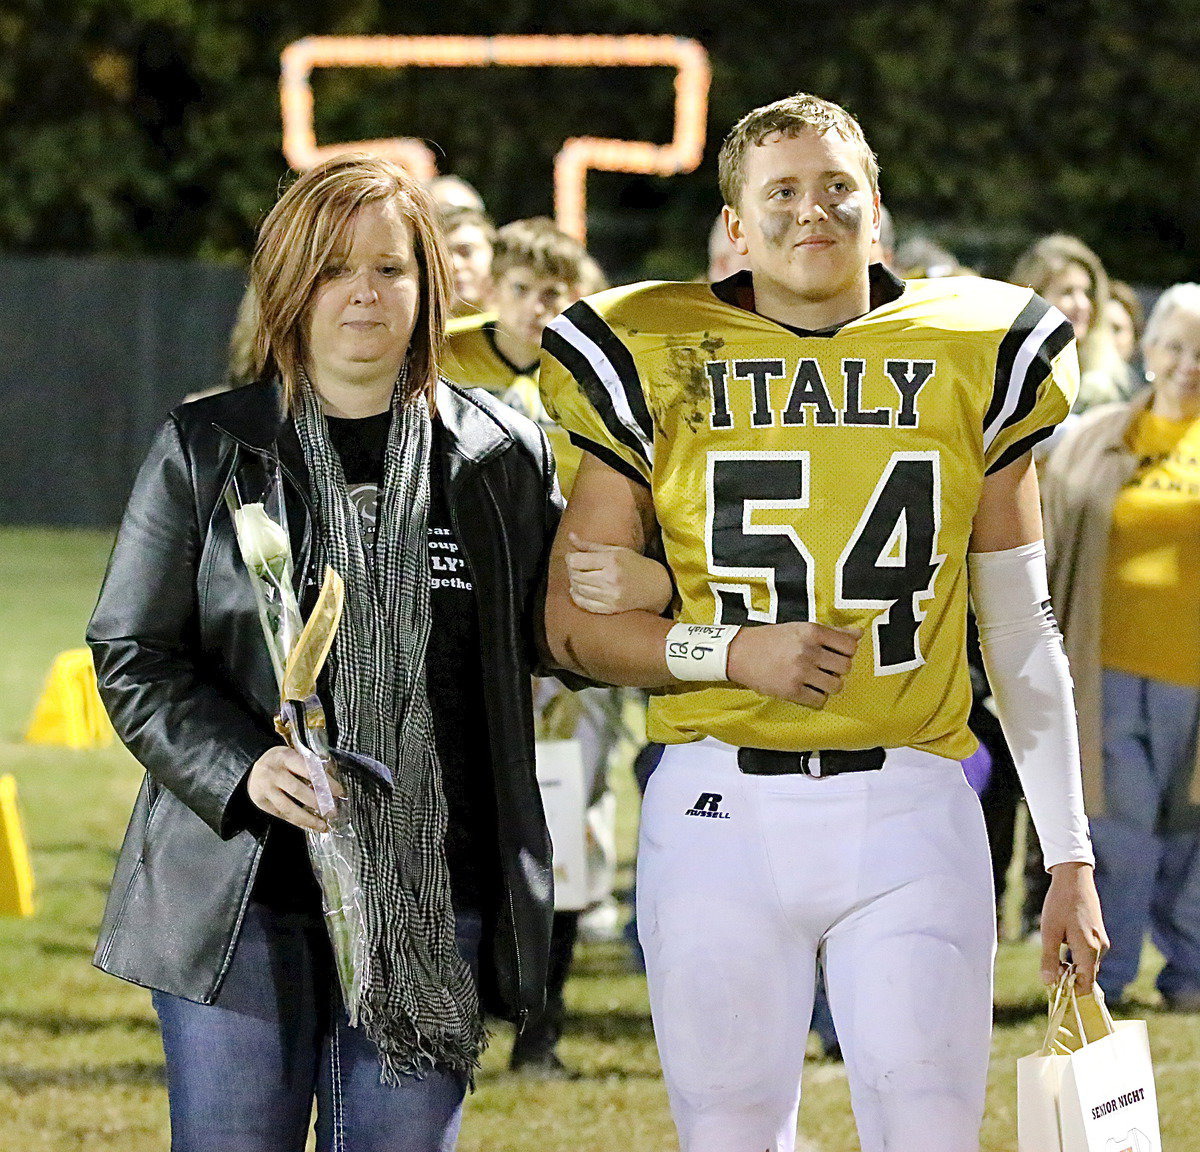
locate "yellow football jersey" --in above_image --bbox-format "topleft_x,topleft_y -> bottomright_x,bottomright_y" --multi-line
443,312 -> 530,396
540,269 -> 1079,756
444,312 -> 584,494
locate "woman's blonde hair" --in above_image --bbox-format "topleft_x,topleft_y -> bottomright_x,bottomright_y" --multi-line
1010,233 -> 1124,408
250,152 -> 453,411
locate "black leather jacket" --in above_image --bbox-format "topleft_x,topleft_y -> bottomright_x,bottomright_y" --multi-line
88,379 -> 558,1021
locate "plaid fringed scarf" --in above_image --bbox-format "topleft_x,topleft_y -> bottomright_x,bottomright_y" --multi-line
294,372 -> 485,1082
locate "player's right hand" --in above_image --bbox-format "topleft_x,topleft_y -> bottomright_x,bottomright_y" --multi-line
727,622 -> 862,709
247,746 -> 345,833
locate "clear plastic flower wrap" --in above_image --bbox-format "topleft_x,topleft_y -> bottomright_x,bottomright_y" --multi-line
224,460 -> 384,1019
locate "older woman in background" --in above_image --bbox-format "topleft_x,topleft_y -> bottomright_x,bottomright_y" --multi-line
1042,283 -> 1200,1009
1011,234 -> 1130,412
88,154 -> 559,1150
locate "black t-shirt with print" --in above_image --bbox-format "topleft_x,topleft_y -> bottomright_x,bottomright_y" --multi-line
251,412 -> 495,913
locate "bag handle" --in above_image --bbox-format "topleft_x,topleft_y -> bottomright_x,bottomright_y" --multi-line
1038,966 -> 1116,1056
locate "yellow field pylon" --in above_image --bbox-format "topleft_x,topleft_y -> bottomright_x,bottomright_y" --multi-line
24,648 -> 115,750
0,775 -> 35,917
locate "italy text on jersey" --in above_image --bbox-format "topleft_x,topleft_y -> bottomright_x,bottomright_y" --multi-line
540,276 -> 1078,755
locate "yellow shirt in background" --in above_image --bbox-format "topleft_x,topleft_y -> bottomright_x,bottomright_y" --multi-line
443,313 -> 521,396
443,313 -> 583,496
1101,409 -> 1200,688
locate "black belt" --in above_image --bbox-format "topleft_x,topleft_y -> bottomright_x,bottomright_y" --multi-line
737,746 -> 886,778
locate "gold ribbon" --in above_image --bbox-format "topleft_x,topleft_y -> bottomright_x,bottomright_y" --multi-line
282,566 -> 345,703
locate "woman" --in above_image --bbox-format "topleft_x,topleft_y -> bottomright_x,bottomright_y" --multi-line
1011,233 -> 1129,412
88,153 -> 559,1150
1108,279 -> 1147,391
1042,283 -> 1200,1009
1107,280 -> 1144,365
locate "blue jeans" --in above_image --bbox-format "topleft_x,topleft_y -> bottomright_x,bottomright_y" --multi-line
1093,669 -> 1200,1001
152,902 -> 482,1152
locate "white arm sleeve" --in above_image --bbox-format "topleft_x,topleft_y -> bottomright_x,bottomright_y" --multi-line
968,541 -> 1094,869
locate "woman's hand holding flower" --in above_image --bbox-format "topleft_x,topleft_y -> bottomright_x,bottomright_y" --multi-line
248,746 -> 345,833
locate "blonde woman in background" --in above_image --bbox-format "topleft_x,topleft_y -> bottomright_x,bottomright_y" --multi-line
1011,233 -> 1129,412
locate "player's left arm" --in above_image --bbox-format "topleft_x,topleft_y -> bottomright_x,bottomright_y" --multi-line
970,451 -> 1108,992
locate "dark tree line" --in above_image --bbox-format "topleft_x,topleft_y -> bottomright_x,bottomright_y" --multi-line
2,0 -> 1198,284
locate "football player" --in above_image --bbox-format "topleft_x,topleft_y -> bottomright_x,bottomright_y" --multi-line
445,217 -> 618,1075
540,94 -> 1107,1152
444,216 -> 599,493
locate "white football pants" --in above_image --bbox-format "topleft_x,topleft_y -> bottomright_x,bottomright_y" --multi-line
636,739 -> 997,1152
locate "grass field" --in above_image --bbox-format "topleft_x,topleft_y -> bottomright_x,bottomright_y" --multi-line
0,524 -> 1195,1151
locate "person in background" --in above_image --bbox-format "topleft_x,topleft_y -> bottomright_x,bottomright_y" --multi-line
442,207 -> 496,319
894,235 -> 966,279
88,153 -> 561,1151
427,174 -> 486,215
1108,279 -> 1147,391
444,218 -> 589,472
444,216 -> 618,1074
226,284 -> 260,388
1042,283 -> 1200,1011
707,211 -> 751,282
182,284 -> 260,403
872,203 -> 896,272
1011,234 -> 1129,412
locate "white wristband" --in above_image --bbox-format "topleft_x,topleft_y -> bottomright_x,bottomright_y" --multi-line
665,623 -> 741,682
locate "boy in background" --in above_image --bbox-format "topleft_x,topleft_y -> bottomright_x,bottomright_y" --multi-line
446,218 -> 620,1074
445,216 -> 599,494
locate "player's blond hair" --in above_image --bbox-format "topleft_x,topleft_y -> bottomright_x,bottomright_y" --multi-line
251,152 -> 452,412
491,217 -> 593,290
718,93 -> 880,209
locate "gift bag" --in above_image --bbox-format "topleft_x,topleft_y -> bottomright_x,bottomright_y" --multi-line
535,739 -> 589,911
1017,968 -> 1161,1152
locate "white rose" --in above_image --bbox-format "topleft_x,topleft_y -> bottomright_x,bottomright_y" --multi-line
232,503 -> 290,579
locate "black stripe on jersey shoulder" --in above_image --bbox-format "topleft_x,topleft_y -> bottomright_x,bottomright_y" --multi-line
567,432 -> 652,489
999,316 -> 1073,436
543,326 -> 651,469
984,423 -> 1058,475
561,300 -> 654,443
985,295 -> 1051,429
986,295 -> 1072,434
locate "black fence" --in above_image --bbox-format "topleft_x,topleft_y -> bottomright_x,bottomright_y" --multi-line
0,256 -> 245,527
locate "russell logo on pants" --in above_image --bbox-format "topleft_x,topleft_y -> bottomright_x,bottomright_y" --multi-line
685,793 -> 731,819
